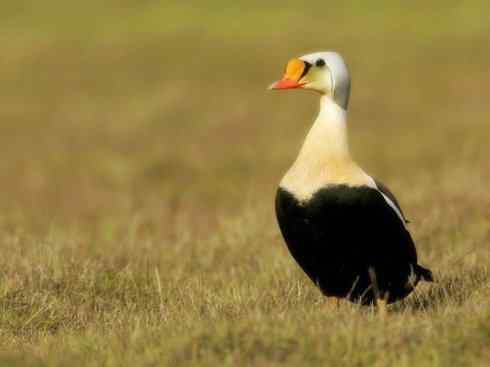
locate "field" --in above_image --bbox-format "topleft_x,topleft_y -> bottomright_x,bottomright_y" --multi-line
0,1 -> 489,366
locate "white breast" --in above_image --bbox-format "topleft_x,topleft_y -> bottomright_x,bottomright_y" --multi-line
280,158 -> 375,202
280,166 -> 406,226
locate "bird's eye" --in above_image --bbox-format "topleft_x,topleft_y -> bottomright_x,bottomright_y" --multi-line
315,59 -> 325,67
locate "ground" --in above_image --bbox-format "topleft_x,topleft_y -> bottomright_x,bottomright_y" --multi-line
0,1 -> 489,366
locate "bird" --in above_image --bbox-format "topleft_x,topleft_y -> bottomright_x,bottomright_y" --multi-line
270,51 -> 433,307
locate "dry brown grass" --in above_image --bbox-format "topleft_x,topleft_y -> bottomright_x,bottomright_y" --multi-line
0,1 -> 489,366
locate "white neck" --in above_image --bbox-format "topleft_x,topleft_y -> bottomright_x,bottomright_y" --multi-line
297,96 -> 350,162
280,96 -> 373,201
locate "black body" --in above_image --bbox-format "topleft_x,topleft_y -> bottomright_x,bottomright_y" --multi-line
275,185 -> 432,305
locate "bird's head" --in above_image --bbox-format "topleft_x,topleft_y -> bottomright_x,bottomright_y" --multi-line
269,51 -> 351,109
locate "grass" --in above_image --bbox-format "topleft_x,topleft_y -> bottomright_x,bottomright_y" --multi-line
0,1 -> 489,366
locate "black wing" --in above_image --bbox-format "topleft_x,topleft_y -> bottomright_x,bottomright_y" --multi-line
374,179 -> 410,224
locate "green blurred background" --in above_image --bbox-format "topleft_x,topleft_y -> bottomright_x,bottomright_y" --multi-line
1,1 -> 488,231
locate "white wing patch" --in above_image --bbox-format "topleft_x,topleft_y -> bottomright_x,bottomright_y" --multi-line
379,192 -> 406,226
366,176 -> 407,226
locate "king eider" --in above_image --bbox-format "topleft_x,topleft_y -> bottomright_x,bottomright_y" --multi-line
270,51 -> 433,306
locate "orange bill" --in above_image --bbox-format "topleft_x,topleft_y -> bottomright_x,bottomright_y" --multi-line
269,58 -> 307,89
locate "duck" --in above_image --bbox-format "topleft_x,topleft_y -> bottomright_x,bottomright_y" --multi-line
270,51 -> 433,307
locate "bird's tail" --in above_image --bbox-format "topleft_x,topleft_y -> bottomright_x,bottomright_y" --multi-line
415,264 -> 434,282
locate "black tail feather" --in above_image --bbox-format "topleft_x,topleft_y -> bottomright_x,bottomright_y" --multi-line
416,264 -> 434,282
